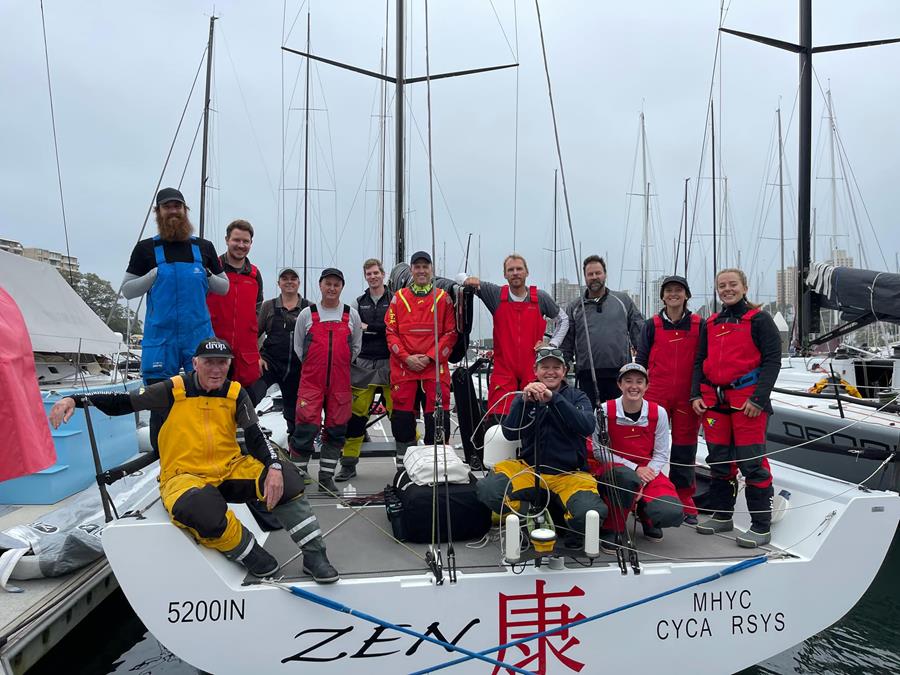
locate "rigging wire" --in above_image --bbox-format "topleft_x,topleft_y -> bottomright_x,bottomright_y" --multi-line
39,0 -> 74,288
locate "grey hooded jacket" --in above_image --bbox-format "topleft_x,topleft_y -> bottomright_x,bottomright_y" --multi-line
561,289 -> 644,375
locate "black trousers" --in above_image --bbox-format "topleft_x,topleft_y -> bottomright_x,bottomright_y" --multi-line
248,362 -> 301,437
575,371 -> 621,408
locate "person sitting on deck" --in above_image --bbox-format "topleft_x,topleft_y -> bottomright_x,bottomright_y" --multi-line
476,347 -> 607,548
48,337 -> 339,584
591,363 -> 684,551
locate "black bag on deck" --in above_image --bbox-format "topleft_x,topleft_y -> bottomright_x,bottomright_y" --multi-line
451,359 -> 488,469
385,472 -> 491,544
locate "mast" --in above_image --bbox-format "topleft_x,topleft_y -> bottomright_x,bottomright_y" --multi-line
777,106 -> 786,310
552,169 -> 558,302
198,15 -> 217,239
683,177 -> 689,276
827,87 -> 838,260
710,99 -> 718,312
640,112 -> 649,317
378,45 -> 387,263
394,0 -> 405,265
302,12 -> 311,297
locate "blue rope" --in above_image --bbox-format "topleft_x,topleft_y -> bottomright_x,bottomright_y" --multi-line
411,555 -> 767,675
285,586 -> 535,675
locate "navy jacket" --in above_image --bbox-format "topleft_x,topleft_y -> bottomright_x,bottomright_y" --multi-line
502,382 -> 595,474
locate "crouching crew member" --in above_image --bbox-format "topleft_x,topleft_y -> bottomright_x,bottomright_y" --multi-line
691,268 -> 781,548
337,258 -> 393,482
290,268 -> 362,494
594,363 -> 684,549
47,338 -> 338,583
385,251 -> 456,467
636,275 -> 704,525
477,348 -> 607,546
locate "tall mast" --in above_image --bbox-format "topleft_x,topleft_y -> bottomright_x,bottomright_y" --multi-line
394,0 -> 405,265
640,112 -> 649,316
710,99 -> 718,313
777,106 -> 786,310
378,45 -> 387,263
552,169 -> 558,302
683,177 -> 689,276
826,87 -> 838,260
198,15 -> 217,239
302,12 -> 311,297
796,0 -> 813,344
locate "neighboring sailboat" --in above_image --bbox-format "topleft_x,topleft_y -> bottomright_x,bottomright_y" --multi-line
721,2 -> 900,492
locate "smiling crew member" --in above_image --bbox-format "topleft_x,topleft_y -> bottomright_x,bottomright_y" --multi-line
635,275 -> 704,525
206,219 -> 264,388
121,187 -> 228,450
691,268 -> 781,548
462,254 -> 568,418
595,363 -> 684,547
290,268 -> 362,494
386,251 -> 456,467
47,338 -> 339,583
256,267 -> 310,438
561,255 -> 644,407
476,348 -> 607,547
336,258 -> 393,482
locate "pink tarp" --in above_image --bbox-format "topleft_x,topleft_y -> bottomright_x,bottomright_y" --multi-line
0,287 -> 56,482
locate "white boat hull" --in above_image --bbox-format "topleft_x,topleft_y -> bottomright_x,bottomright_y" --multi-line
103,461 -> 898,674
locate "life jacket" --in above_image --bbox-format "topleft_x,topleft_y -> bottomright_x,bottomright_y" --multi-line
142,236 -> 213,379
206,259 -> 260,386
299,304 -> 352,390
158,375 -> 242,484
701,307 -> 762,387
605,399 -> 659,468
646,312 -> 701,402
261,297 -> 306,375
356,289 -> 392,361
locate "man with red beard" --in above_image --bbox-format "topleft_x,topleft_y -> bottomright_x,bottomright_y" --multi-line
122,187 -> 228,449
206,219 -> 264,388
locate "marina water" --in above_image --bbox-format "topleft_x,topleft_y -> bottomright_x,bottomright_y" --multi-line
29,531 -> 899,675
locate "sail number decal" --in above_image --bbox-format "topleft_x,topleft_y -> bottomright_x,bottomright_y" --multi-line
167,599 -> 246,623
656,589 -> 785,640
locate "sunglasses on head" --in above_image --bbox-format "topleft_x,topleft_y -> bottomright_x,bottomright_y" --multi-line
536,347 -> 565,361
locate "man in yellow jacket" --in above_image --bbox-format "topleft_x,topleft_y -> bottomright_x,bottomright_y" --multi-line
49,337 -> 339,583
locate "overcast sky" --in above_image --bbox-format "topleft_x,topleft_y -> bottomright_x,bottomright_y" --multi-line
3,0 -> 899,329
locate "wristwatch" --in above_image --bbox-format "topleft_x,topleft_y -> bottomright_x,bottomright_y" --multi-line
269,462 -> 283,472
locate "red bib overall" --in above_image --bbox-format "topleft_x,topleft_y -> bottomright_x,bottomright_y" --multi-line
646,313 -> 701,444
488,285 -> 546,415
207,263 -> 260,386
295,305 -> 353,436
602,400 -> 679,531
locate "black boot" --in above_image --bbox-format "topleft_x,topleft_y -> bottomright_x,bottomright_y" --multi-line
302,549 -> 340,584
696,477 -> 737,534
334,462 -> 357,482
737,484 -> 774,548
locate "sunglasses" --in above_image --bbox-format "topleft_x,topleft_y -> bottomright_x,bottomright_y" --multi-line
536,347 -> 566,362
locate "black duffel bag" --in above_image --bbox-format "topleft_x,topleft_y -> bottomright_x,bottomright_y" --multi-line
385,472 -> 491,544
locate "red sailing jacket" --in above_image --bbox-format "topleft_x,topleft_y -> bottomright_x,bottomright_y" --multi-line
701,308 -> 761,386
605,399 -> 659,468
207,262 -> 260,386
646,312 -> 701,402
386,286 -> 456,384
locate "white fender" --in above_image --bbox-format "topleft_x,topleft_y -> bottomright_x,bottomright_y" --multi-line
483,424 -> 519,468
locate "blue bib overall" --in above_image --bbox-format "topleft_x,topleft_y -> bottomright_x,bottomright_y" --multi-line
141,236 -> 213,381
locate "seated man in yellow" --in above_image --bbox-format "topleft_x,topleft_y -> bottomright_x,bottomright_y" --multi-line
475,348 -> 607,546
49,337 -> 338,583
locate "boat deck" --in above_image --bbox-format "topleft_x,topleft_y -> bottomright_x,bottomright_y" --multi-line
258,454 -> 779,584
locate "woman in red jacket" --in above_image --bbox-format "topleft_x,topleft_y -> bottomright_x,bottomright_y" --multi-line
636,275 -> 704,525
691,269 -> 781,548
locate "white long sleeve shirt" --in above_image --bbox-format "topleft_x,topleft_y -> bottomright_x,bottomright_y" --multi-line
602,398 -> 671,475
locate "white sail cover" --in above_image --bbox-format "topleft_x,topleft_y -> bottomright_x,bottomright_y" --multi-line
0,250 -> 123,354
